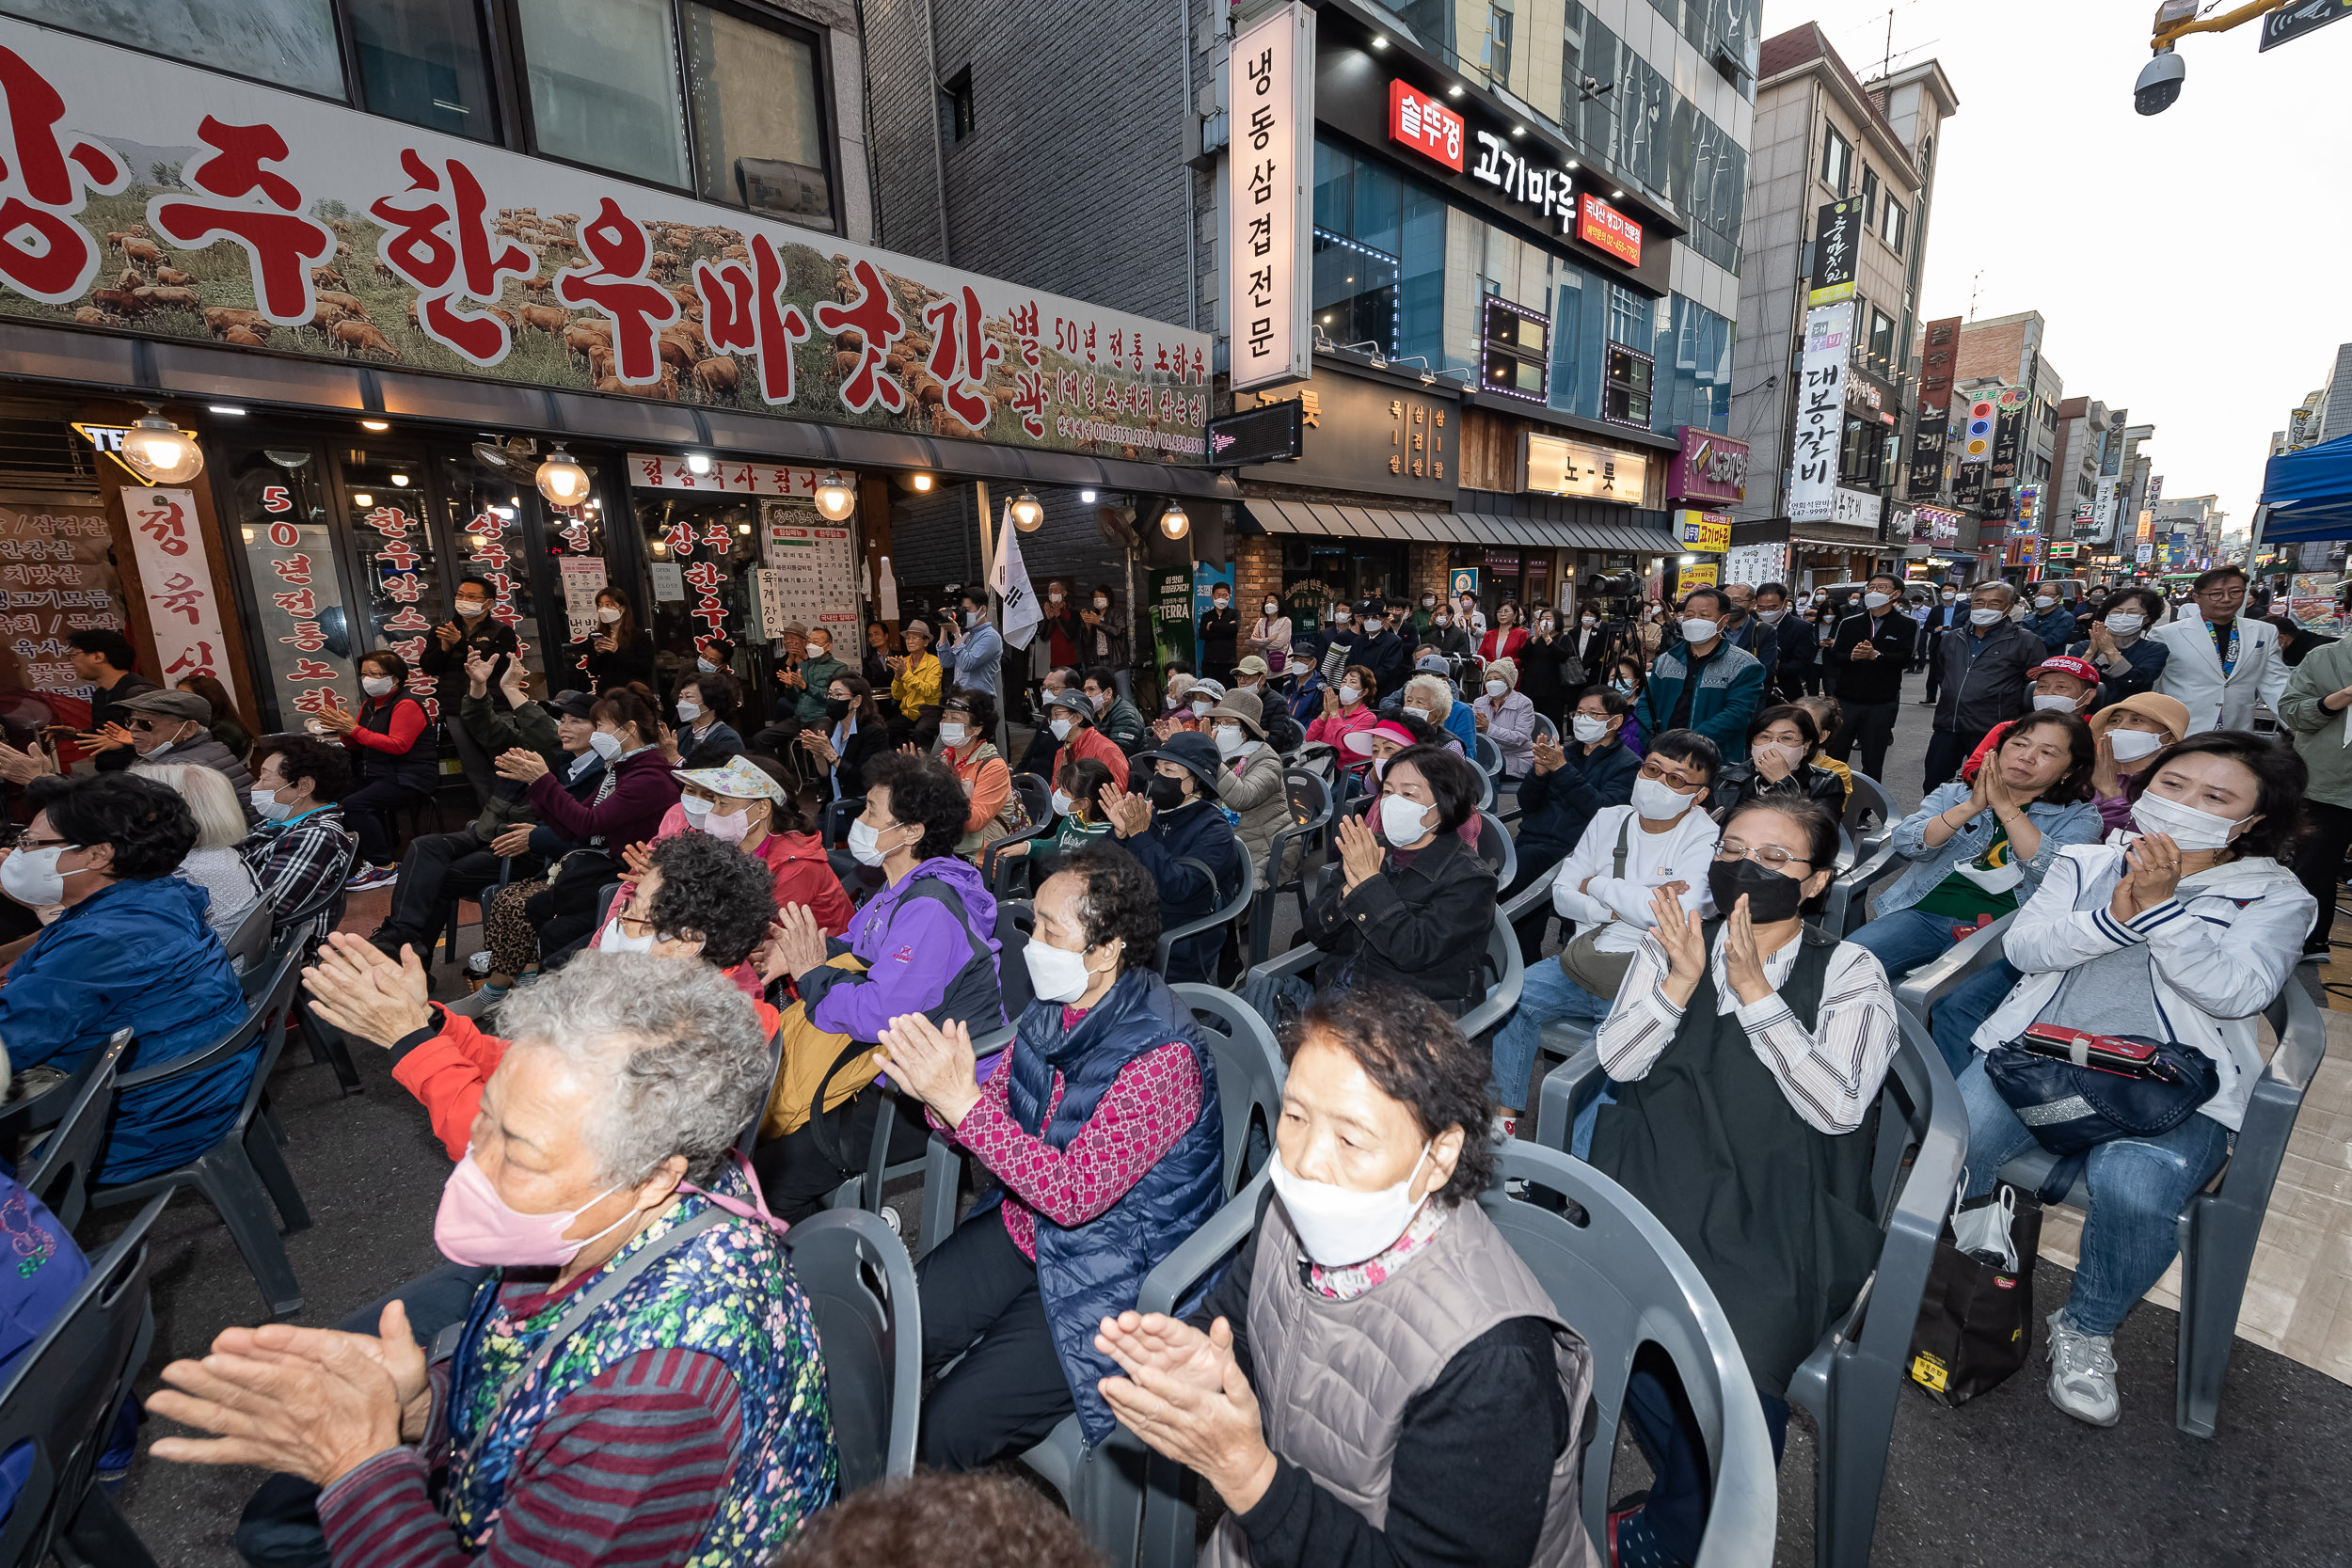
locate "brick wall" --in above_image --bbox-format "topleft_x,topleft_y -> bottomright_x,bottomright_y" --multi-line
1409,543 -> 1450,606
1234,535 -> 1281,611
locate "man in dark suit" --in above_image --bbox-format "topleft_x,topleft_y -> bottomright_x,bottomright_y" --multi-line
1917,585 -> 1968,705
1823,571 -> 1919,780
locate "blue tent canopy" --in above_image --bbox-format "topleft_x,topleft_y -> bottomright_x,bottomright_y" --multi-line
2259,430 -> 2352,541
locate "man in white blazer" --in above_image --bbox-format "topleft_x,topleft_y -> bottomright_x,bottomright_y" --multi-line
2151,564 -> 2288,733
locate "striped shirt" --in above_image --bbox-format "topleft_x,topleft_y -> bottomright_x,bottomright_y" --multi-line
1596,927 -> 1898,1134
314,1291 -> 743,1568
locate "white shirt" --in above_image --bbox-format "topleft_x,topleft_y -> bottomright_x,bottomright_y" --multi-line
1597,926 -> 1899,1135
1549,803 -> 1721,955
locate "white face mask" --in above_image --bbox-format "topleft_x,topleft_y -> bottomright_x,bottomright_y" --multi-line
0,844 -> 87,908
2106,728 -> 2167,764
1969,607 -> 2005,626
1378,792 -> 1433,845
807,642 -> 830,659
675,700 -> 702,723
1942,594 -> 1957,603
1402,705 -> 1430,724
1049,591 -> 1065,603
2034,595 -> 2056,610
1024,937 -> 1098,1004
1631,775 -> 1695,821
1759,608 -> 1786,624
1680,617 -> 1720,644
679,794 -> 712,819
1268,1143 -> 1431,1266
1050,717 -> 1074,741
588,729 -> 624,761
251,787 -> 294,821
1051,788 -> 1075,816
1759,741 -> 1806,769
1190,699 -> 1216,718
1093,597 -> 1110,610
1215,723 -> 1247,756
1484,679 -> 1508,699
596,605 -> 624,624
2128,790 -> 2251,853
2031,693 -> 2079,712
848,816 -> 896,866
2106,613 -> 2145,637
361,675 -> 397,698
454,599 -> 488,619
1571,715 -> 1611,744
1265,604 -> 1280,617
938,721 -> 968,748
597,919 -> 660,955
1862,592 -> 1892,611
1338,685 -> 1362,706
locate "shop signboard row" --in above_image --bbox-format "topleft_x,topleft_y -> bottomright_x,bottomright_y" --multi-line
0,497 -> 130,703
0,23 -> 1210,460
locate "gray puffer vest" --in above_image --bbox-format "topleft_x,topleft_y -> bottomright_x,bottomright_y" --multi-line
1204,1197 -> 1603,1568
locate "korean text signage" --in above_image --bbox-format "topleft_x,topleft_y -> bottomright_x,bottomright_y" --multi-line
1904,402 -> 1948,499
1206,400 -> 1304,467
1808,200 -> 1863,307
120,486 -> 229,684
1526,434 -> 1651,505
1667,426 -> 1747,505
1228,4 -> 1315,392
1829,487 -> 1883,531
1387,80 -> 1464,172
1675,511 -> 1731,552
0,498 -> 127,702
1576,195 -> 1642,268
0,24 -> 1208,459
1990,409 -> 2024,483
1235,369 -> 1457,504
1903,503 -> 1963,548
1788,303 -> 1852,525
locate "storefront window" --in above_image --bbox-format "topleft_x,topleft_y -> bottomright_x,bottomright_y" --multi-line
1281,537 -> 1406,612
432,451 -> 548,686
346,0 -> 498,142
517,0 -> 693,188
227,447 -> 357,729
683,2 -> 833,223
636,488 -> 763,690
341,451 -> 446,712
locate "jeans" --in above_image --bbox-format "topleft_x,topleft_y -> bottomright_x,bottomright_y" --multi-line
1846,905 -> 1972,985
1957,1059 -> 2232,1337
1827,699 -> 1899,781
1927,958 -> 2022,1075
1489,952 -> 1614,1112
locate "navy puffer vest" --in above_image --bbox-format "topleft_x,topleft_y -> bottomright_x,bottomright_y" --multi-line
991,968 -> 1224,1445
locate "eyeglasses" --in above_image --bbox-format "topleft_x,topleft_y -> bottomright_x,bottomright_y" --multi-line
1636,764 -> 1702,789
126,719 -> 178,733
613,910 -> 663,940
1715,842 -> 1813,870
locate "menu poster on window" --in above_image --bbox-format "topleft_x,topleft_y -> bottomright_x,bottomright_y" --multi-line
120,486 -> 229,686
557,555 -> 609,641
757,502 -> 858,642
0,497 -> 126,700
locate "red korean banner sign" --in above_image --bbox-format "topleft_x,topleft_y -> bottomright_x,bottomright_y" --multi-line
0,497 -> 126,701
120,485 -> 230,683
0,23 -> 1210,462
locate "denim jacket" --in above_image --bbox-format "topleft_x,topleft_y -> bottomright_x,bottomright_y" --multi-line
1873,780 -> 2105,917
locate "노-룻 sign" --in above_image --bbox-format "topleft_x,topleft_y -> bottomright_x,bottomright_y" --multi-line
1526,433 -> 1650,505
1788,303 -> 1852,525
0,22 -> 1209,461
1227,4 -> 1315,392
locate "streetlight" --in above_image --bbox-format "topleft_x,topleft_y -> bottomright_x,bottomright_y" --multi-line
119,405 -> 203,484
535,444 -> 590,508
1011,492 -> 1043,531
1160,501 -> 1190,541
813,470 -> 856,521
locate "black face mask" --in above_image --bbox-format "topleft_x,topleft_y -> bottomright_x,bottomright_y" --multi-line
823,697 -> 851,721
1707,858 -> 1809,925
1145,774 -> 1189,812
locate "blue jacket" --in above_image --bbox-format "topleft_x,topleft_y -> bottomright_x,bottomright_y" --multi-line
2066,634 -> 2169,710
1634,641 -> 1766,765
1120,798 -> 1245,985
1442,700 -> 1478,754
1515,738 -> 1640,867
0,878 -> 247,1183
2023,607 -> 2077,655
991,970 -> 1224,1445
1873,780 -> 2106,918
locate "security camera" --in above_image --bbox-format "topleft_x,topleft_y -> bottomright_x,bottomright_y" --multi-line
2135,50 -> 2184,116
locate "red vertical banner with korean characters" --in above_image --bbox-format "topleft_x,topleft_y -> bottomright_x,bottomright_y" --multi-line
0,21 -> 1211,462
120,485 -> 229,682
230,461 -> 355,727
0,497 -> 127,701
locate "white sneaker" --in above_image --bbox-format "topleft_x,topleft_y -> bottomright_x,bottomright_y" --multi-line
2044,1308 -> 2121,1427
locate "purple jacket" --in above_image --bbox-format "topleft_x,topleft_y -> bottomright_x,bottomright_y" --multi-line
524,746 -> 679,849
798,852 -> 1004,1042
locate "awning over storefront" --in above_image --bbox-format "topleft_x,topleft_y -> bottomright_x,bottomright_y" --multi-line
0,320 -> 1241,501
1244,499 -> 1675,553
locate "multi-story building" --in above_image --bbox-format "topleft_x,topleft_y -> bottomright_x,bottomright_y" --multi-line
863,0 -> 1770,626
1947,310 -> 2063,580
0,0 -> 1232,736
2260,345 -> 2351,573
2154,494 -> 2225,573
1728,23 -> 1957,588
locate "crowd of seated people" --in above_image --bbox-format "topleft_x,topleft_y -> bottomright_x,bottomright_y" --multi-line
24,586 -> 2329,1568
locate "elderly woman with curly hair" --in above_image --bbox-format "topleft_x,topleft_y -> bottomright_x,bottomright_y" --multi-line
160,954 -> 840,1567
1096,983 -> 1599,1568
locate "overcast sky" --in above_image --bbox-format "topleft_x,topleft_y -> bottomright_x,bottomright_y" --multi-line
1765,0 -> 2352,531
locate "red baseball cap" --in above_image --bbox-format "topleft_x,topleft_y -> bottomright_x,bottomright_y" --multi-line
2029,654 -> 2100,687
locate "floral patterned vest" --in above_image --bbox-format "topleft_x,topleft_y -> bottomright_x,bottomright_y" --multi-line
442,1172 -> 837,1564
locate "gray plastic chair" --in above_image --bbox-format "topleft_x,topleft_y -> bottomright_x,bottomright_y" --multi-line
1472,731 -> 1504,784
221,898 -> 274,976
1531,711 -> 1560,746
1897,915 -> 2324,1439
0,1193 -> 169,1568
981,773 -> 1057,898
18,1032 -> 126,1234
1840,770 -> 1895,852
1533,1012 -> 1963,1568
1247,910 -> 1518,1040
785,1208 -> 919,1491
86,949 -> 310,1317
1001,983 -> 1288,1568
1153,848 -> 1255,975
1474,809 -> 1518,890
1248,770 -> 1333,966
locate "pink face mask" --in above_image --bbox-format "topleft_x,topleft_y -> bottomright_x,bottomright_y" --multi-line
702,803 -> 757,845
434,1147 -> 636,1268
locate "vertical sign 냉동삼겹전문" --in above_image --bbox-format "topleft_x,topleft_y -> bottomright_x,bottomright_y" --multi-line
1226,4 -> 1314,392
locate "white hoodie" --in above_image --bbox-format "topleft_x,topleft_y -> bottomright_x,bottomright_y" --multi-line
1969,840 -> 2316,1131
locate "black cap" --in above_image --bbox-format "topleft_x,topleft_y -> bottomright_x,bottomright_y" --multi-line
1135,730 -> 1222,793
548,691 -> 596,720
